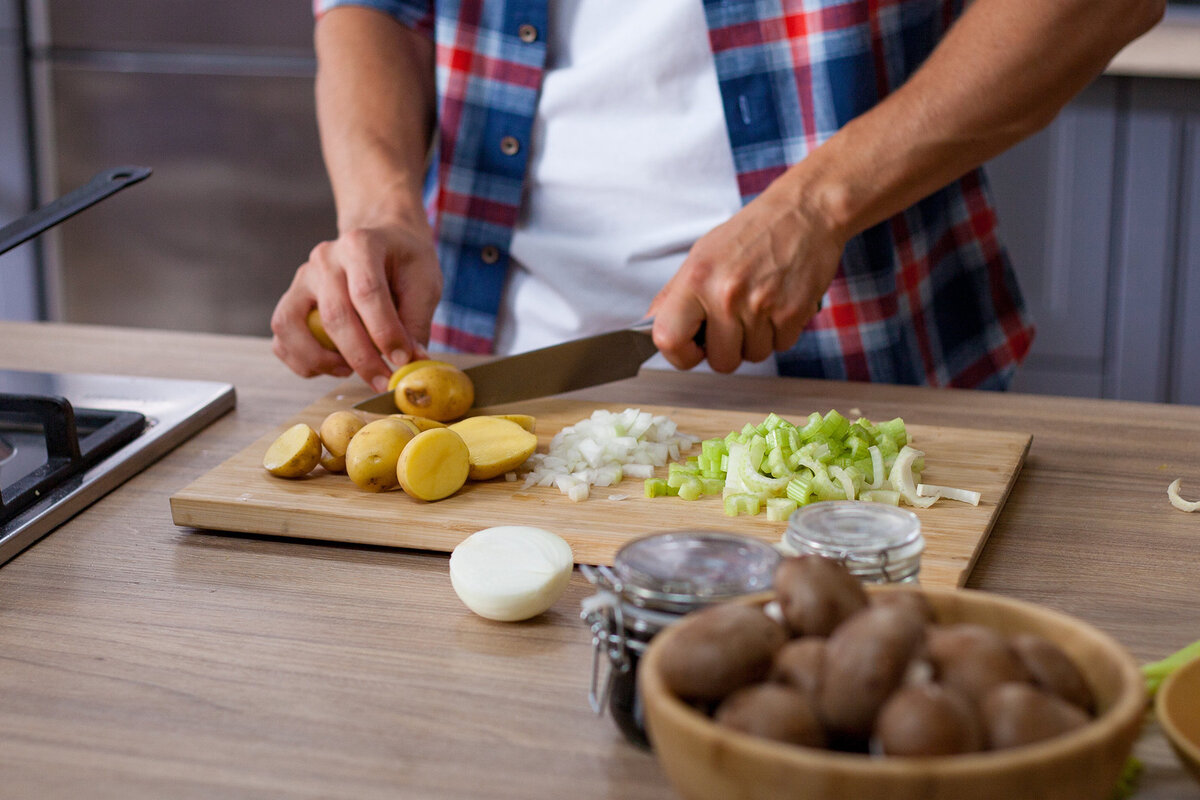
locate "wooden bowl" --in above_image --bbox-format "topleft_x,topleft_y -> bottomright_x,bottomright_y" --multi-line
1156,655 -> 1200,784
639,586 -> 1146,800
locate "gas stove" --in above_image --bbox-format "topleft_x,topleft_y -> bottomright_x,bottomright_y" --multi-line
0,369 -> 235,566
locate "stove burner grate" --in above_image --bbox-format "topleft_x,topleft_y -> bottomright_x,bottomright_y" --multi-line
0,394 -> 145,527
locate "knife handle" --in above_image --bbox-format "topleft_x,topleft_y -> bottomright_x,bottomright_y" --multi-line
632,317 -> 706,347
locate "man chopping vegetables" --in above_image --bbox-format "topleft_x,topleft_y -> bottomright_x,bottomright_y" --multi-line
270,0 -> 1161,394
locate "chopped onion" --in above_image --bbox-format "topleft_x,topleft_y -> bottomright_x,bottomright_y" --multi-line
917,483 -> 982,506
1168,479 -> 1200,512
517,408 -> 698,501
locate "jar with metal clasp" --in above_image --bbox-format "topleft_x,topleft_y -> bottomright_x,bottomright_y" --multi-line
580,530 -> 782,747
781,500 -> 924,584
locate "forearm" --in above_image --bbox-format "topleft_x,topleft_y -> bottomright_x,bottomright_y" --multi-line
315,6 -> 436,233
784,0 -> 1165,241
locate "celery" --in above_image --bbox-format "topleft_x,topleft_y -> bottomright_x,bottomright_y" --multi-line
766,497 -> 798,521
644,478 -> 668,498
677,476 -> 703,501
1143,638 -> 1200,698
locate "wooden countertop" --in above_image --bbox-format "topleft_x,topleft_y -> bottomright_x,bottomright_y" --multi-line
1,321 -> 1197,799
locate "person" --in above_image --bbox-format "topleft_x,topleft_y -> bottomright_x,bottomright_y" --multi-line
271,0 -> 1162,395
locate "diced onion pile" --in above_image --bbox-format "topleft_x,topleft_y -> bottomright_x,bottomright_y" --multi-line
517,408 -> 699,502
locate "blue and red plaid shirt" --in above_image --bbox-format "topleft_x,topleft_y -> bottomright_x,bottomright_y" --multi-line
315,0 -> 1035,389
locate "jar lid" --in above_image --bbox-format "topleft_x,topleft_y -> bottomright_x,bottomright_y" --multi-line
612,530 -> 781,614
783,501 -> 923,582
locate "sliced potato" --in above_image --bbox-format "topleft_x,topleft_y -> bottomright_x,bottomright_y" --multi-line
263,423 -> 322,478
318,410 -> 365,473
397,428 -> 471,501
448,416 -> 538,480
491,413 -> 535,433
345,418 -> 417,492
389,413 -> 448,432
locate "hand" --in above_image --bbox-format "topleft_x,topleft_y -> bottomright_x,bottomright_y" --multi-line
271,220 -> 442,392
648,180 -> 844,373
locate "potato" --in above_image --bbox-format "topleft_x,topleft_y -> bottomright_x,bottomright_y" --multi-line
396,427 -> 471,501
305,308 -> 336,350
447,416 -> 538,480
318,410 -> 365,473
774,555 -> 869,637
817,604 -> 926,739
492,413 -> 536,433
927,623 -> 1033,706
1010,632 -> 1095,712
874,683 -> 984,756
657,603 -> 789,703
768,636 -> 826,699
979,681 -> 1091,750
394,363 -> 474,421
388,413 -> 448,432
345,418 -> 417,492
263,423 -> 322,478
715,683 -> 827,748
387,359 -> 453,391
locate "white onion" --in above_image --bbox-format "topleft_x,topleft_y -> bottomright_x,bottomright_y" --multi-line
449,526 -> 574,621
1168,479 -> 1200,512
517,408 -> 698,501
917,483 -> 982,506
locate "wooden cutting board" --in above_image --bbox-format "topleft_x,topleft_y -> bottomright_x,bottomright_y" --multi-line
170,392 -> 1031,588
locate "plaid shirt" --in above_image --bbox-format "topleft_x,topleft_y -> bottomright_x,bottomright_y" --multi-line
315,0 -> 1035,389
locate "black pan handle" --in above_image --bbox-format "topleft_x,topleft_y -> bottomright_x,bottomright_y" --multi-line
0,165 -> 152,258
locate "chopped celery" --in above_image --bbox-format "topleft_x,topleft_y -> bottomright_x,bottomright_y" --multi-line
766,497 -> 798,521
644,478 -> 668,498
677,476 -> 703,501
723,493 -> 761,517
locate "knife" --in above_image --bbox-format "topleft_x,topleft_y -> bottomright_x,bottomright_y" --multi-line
354,318 -> 674,414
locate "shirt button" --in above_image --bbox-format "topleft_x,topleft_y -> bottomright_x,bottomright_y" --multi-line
481,245 -> 501,264
518,23 -> 538,43
499,136 -> 520,156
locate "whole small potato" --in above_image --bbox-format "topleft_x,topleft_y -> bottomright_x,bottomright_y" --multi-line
394,364 -> 474,421
817,604 -> 926,739
1010,633 -> 1095,713
318,410 -> 365,473
979,681 -> 1091,750
870,587 -> 936,623
768,636 -> 826,700
656,603 -> 789,703
714,683 -> 827,748
345,418 -> 417,492
874,683 -> 984,756
927,624 -> 1033,706
774,555 -> 868,637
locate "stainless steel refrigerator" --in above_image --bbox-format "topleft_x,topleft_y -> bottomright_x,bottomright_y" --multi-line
25,0 -> 336,335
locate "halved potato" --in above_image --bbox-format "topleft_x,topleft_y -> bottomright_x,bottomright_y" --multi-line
263,423 -> 321,478
448,416 -> 538,480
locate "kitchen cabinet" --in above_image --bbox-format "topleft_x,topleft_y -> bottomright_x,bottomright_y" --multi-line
23,0 -> 335,334
987,72 -> 1200,404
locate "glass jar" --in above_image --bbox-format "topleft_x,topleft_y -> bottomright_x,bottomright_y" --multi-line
580,531 -> 781,747
782,500 -> 924,584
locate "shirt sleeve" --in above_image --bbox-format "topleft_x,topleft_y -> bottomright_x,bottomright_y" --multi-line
313,0 -> 434,35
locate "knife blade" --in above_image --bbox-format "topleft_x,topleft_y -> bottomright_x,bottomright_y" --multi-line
353,320 -> 662,414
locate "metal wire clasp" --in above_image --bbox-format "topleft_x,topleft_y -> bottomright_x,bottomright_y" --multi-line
580,564 -> 631,716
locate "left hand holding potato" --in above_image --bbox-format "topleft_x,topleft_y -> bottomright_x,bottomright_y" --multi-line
649,177 -> 844,374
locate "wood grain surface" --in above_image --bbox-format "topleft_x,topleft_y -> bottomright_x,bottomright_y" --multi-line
1,321 -> 1198,800
171,391 -> 1030,587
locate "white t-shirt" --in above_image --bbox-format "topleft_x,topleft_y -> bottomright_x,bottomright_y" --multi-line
495,0 -> 779,376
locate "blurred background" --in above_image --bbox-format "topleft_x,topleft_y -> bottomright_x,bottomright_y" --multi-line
1,0 -> 1198,402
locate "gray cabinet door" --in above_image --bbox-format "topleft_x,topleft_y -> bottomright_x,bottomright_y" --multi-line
987,79 -> 1119,398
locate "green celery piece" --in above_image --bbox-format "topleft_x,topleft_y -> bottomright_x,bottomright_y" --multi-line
1143,638 -> 1200,698
876,417 -> 908,447
845,433 -> 870,460
765,446 -> 791,479
786,474 -> 814,504
860,489 -> 901,505
668,462 -> 699,478
666,471 -> 690,489
677,476 -> 703,501
723,493 -> 761,517
766,497 -> 798,521
700,477 -> 724,495
821,409 -> 850,440
798,412 -> 823,441
813,468 -> 845,501
644,478 -> 668,498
